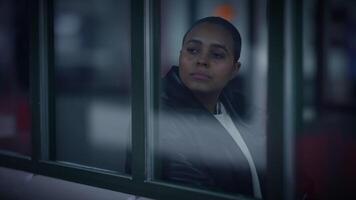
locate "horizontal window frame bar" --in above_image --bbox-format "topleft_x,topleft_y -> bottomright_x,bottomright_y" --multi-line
0,154 -> 254,200
0,154 -> 35,172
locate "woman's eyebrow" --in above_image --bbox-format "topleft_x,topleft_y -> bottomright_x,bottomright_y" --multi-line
211,44 -> 228,53
185,39 -> 229,53
186,39 -> 202,45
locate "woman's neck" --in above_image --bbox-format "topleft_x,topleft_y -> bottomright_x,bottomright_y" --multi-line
192,92 -> 220,113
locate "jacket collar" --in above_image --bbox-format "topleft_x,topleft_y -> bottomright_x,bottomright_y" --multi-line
161,66 -> 205,110
161,66 -> 247,118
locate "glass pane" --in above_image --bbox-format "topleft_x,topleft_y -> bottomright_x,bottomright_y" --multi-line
152,0 -> 267,198
54,0 -> 131,173
297,0 -> 356,199
0,0 -> 31,156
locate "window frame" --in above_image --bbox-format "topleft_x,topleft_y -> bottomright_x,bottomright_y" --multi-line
0,0 -> 303,199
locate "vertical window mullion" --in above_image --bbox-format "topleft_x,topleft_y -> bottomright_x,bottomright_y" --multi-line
292,0 -> 303,198
151,0 -> 160,118
147,0 -> 160,180
131,0 -> 146,183
30,0 -> 40,163
267,0 -> 286,199
47,0 -> 56,162
284,0 -> 304,199
36,0 -> 55,162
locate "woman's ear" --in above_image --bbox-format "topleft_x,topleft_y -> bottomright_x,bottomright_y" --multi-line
231,61 -> 241,79
235,61 -> 241,72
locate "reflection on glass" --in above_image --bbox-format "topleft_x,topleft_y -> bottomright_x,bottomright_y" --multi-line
297,0 -> 356,199
154,0 -> 267,198
0,0 -> 31,156
54,0 -> 131,173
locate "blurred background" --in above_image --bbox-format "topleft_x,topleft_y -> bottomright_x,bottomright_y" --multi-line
298,0 -> 356,199
0,0 -> 31,156
54,0 -> 131,173
0,0 -> 355,199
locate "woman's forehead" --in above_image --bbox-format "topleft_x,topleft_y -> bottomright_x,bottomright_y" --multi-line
184,23 -> 234,50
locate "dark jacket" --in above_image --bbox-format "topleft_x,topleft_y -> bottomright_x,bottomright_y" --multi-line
157,66 -> 266,198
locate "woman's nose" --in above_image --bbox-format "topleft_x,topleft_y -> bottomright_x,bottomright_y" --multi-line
197,53 -> 208,67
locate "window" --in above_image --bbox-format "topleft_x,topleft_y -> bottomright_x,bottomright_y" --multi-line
0,0 -> 306,199
0,0 -> 31,156
54,0 -> 131,173
152,1 -> 268,199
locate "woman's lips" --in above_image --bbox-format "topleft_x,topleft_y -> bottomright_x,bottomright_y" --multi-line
190,72 -> 211,81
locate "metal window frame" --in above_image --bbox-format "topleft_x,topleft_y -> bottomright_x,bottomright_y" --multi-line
0,0 -> 303,200
266,0 -> 303,200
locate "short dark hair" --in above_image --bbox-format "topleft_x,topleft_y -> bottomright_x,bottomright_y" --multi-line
182,16 -> 242,62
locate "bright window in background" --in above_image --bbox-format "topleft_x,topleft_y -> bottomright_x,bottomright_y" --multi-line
0,0 -> 31,156
54,0 -> 131,173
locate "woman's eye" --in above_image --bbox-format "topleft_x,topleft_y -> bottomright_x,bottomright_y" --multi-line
211,52 -> 225,59
187,48 -> 198,54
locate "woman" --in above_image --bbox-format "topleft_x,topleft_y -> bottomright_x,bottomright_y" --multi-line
157,17 -> 266,199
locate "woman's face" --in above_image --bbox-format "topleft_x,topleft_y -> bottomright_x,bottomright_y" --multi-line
179,22 -> 240,96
